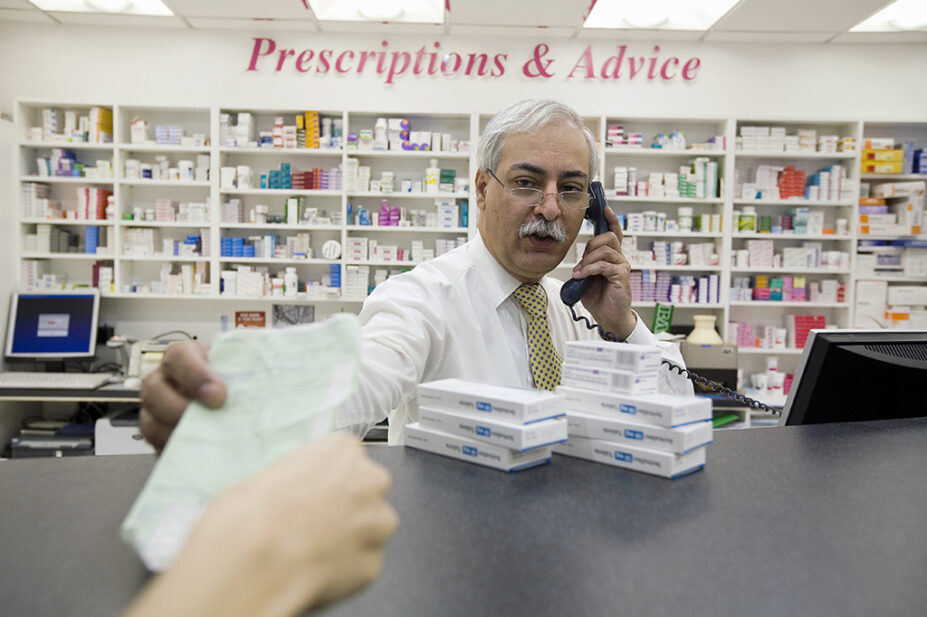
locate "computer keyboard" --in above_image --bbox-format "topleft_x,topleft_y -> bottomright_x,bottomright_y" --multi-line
0,371 -> 115,390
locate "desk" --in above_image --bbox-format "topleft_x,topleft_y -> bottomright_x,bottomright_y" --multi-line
1,419 -> 925,617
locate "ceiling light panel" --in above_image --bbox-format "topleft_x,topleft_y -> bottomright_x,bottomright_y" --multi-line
583,0 -> 741,31
851,0 -> 927,31
29,0 -> 172,15
308,0 -> 443,24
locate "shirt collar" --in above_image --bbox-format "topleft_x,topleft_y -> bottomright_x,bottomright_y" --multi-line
468,231 -> 525,310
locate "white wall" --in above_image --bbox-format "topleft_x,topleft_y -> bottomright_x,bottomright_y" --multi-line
1,21 -> 925,342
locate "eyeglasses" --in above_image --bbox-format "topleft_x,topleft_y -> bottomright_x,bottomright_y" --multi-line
487,170 -> 590,211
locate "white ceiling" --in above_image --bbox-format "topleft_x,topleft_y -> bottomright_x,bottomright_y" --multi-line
0,0 -> 925,43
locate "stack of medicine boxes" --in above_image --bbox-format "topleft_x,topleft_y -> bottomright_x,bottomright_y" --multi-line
404,378 -> 569,472
554,341 -> 712,479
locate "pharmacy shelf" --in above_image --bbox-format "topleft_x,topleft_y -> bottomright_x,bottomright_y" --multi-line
860,173 -> 927,181
120,221 -> 210,228
732,199 -> 854,207
732,233 -> 853,241
21,252 -> 113,260
729,301 -> 849,308
344,260 -> 419,267
20,218 -> 113,226
19,140 -> 113,150
730,267 -> 851,274
121,255 -> 208,262
624,231 -> 724,239
855,275 -> 927,283
630,265 -> 723,272
120,179 -> 210,187
20,175 -> 113,184
217,295 -> 365,304
219,188 -> 342,197
602,148 -> 726,158
608,196 -> 724,205
347,191 -> 468,200
734,151 -> 856,160
631,302 -> 725,309
857,234 -> 927,241
345,225 -> 468,233
737,348 -> 804,355
118,144 -> 210,153
219,147 -> 343,156
219,223 -> 340,231
103,292 -> 218,300
217,257 -> 339,265
348,150 -> 470,160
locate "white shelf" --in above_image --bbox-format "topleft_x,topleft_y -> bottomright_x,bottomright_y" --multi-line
855,276 -> 927,283
219,147 -> 343,156
738,348 -> 804,355
120,179 -> 210,187
347,191 -> 468,199
631,302 -> 725,309
20,218 -> 114,226
622,231 -> 723,238
20,175 -> 113,184
346,225 -> 468,233
347,150 -> 469,160
729,301 -> 849,308
219,188 -> 341,197
120,220 -> 210,228
858,234 -> 927,241
217,257 -> 339,265
734,151 -> 856,159
22,252 -> 113,260
602,148 -> 726,158
732,233 -> 852,241
216,295 -> 364,304
732,199 -> 854,207
631,265 -> 723,272
609,196 -> 723,205
731,267 -> 851,274
345,260 -> 420,267
118,143 -> 210,153
121,255 -> 208,262
860,173 -> 927,181
219,223 -> 340,231
19,140 -> 113,150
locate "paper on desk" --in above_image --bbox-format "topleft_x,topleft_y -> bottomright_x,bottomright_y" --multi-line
121,313 -> 362,572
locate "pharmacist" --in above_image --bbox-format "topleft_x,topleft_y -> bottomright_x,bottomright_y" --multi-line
140,99 -> 691,448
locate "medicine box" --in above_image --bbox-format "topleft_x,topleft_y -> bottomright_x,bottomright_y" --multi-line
557,386 -> 711,428
404,423 -> 552,472
553,435 -> 706,479
563,341 -> 661,373
888,285 -> 927,305
417,378 -> 565,423
565,410 -> 712,454
418,406 -> 567,452
560,365 -> 658,396
872,181 -> 926,199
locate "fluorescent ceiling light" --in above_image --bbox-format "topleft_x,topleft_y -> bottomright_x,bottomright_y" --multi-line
851,0 -> 927,31
29,0 -> 172,15
308,0 -> 444,24
583,0 -> 740,31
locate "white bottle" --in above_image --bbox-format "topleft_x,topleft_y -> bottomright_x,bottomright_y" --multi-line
425,158 -> 440,194
284,267 -> 298,297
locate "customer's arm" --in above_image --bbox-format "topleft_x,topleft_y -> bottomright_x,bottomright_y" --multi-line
124,433 -> 398,617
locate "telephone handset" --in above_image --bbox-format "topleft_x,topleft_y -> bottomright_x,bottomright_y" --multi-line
557,181 -> 779,414
560,180 -> 609,307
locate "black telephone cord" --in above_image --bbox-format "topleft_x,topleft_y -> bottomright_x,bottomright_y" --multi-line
566,305 -> 781,416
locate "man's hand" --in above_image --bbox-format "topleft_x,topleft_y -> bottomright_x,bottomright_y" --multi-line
139,340 -> 227,452
124,433 -> 399,617
569,205 -> 636,340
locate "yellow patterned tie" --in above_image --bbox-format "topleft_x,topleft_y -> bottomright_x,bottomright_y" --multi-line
512,283 -> 562,391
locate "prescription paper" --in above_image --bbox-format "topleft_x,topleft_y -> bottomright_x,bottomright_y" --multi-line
121,314 -> 362,572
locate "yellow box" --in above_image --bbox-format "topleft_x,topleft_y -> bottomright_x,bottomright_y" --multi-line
861,161 -> 903,174
862,149 -> 904,162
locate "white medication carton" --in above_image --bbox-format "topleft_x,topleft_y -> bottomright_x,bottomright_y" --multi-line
557,386 -> 711,428
560,364 -> 658,395
404,423 -> 552,472
553,435 -> 706,479
417,378 -> 565,423
419,406 -> 568,452
564,341 -> 662,373
565,409 -> 712,454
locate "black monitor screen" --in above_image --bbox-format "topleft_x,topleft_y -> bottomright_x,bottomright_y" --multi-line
782,329 -> 927,425
5,291 -> 100,359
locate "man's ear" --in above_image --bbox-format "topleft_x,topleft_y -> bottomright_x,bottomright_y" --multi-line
474,168 -> 489,212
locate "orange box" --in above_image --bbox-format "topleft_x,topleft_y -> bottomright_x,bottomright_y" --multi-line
859,197 -> 887,206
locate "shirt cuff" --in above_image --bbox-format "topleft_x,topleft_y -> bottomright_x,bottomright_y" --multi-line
622,310 -> 660,346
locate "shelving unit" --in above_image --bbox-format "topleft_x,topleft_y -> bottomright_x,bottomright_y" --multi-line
13,102 -> 927,403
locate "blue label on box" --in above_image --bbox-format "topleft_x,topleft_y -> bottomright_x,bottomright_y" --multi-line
462,445 -> 478,457
475,426 -> 491,437
615,451 -> 634,463
623,429 -> 644,441
619,404 -> 637,415
476,401 -> 492,412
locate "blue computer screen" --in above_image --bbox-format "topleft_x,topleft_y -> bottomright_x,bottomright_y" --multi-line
5,292 -> 99,358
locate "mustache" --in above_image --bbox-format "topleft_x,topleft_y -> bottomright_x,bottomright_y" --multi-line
518,218 -> 568,244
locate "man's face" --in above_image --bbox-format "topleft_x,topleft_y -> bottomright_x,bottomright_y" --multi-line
476,122 -> 590,283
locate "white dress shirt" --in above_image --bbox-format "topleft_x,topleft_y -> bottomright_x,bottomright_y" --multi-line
337,232 -> 693,443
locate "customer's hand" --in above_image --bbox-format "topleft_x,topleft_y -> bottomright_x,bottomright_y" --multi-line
139,340 -> 227,452
124,433 -> 398,617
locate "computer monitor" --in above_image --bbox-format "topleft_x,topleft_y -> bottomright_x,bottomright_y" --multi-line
5,290 -> 101,360
781,329 -> 927,425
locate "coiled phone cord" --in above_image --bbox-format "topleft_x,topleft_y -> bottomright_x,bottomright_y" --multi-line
566,305 -> 781,415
